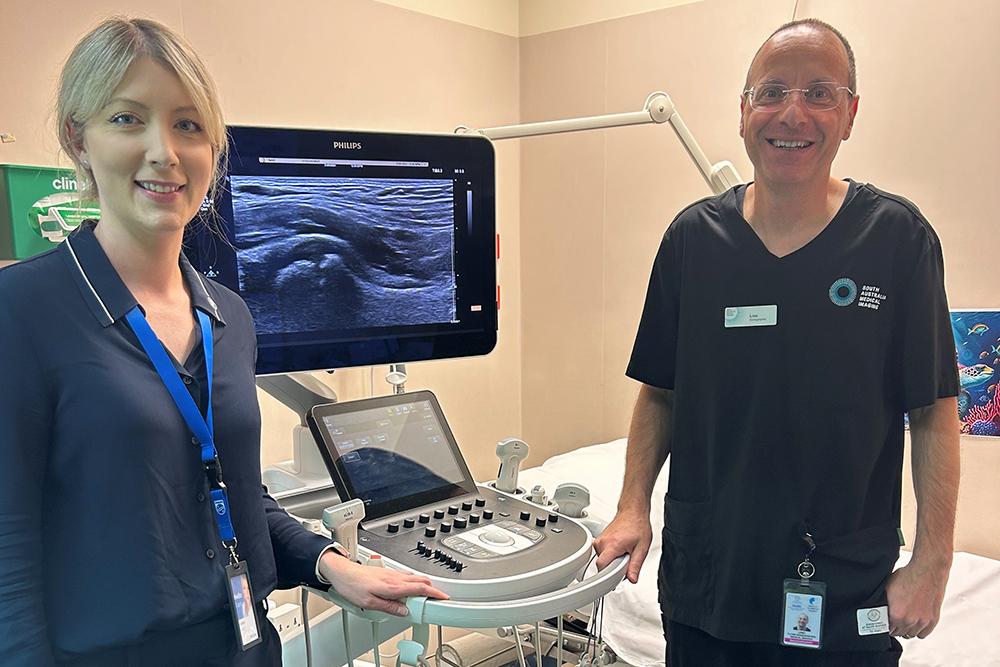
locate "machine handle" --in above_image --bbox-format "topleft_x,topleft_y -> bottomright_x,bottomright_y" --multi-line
314,555 -> 629,628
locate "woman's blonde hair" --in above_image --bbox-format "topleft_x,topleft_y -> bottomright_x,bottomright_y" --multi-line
56,17 -> 228,203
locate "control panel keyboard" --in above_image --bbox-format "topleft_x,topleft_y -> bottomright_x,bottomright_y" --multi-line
357,485 -> 588,581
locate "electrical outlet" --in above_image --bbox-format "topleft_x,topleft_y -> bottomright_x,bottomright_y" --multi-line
266,601 -> 303,641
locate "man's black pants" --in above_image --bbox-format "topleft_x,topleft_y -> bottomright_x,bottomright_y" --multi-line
665,619 -> 902,667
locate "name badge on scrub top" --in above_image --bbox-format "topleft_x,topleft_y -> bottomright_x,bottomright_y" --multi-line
724,305 -> 778,328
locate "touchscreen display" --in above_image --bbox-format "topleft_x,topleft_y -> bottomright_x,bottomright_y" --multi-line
314,396 -> 473,517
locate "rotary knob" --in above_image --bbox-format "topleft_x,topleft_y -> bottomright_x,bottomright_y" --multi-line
461,501 -> 473,511
433,509 -> 445,519
448,505 -> 460,515
475,498 -> 486,507
440,522 -> 452,534
535,517 -> 546,527
424,527 -> 437,538
482,510 -> 494,520
468,514 -> 481,524
454,517 -> 467,529
519,511 -> 531,521
419,513 -> 430,524
403,517 -> 415,528
387,523 -> 399,533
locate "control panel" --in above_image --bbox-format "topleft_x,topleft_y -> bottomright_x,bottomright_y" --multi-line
359,485 -> 589,590
309,392 -> 594,601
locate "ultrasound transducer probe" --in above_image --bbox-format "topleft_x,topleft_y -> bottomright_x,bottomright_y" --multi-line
494,438 -> 529,494
323,498 -> 365,561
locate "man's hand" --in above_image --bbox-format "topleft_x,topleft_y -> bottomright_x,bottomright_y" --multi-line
593,509 -> 653,584
319,552 -> 449,616
886,558 -> 950,639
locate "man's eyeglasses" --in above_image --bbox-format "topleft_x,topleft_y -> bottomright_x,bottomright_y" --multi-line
743,82 -> 855,111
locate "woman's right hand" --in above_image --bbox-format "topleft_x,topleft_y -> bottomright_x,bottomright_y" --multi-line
318,552 -> 449,616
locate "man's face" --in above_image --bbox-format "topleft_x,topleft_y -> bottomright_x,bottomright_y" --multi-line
740,27 -> 859,189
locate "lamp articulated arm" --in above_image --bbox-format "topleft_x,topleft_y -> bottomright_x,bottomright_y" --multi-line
457,92 -> 743,195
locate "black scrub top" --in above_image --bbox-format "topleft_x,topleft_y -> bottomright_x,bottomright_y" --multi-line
0,223 -> 333,665
627,181 -> 959,650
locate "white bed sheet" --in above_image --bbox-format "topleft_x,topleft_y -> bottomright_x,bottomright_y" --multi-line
518,438 -> 1000,667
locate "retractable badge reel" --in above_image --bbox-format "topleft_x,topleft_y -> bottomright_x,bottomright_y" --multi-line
781,531 -> 826,649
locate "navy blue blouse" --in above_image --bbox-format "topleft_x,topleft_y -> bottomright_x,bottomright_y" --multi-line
0,223 -> 333,664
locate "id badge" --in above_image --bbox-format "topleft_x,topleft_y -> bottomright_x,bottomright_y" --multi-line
781,578 -> 826,649
226,561 -> 262,651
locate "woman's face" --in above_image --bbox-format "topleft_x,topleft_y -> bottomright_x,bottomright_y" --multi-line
78,56 -> 213,240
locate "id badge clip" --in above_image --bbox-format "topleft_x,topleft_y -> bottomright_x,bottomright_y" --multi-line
781,530 -> 826,649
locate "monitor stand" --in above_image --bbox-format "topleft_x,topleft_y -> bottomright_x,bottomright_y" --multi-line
258,373 -> 339,509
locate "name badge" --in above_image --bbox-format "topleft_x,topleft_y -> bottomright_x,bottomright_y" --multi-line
724,304 -> 778,328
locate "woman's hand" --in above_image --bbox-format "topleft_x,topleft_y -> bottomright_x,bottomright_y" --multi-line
318,552 -> 449,616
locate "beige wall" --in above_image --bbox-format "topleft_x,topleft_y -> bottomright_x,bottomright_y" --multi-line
4,0 -> 998,556
0,0 -> 521,481
518,0 -> 1000,556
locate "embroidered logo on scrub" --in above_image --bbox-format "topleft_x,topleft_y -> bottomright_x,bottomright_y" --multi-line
830,278 -> 887,310
857,285 -> 886,310
829,278 -> 857,306
215,499 -> 227,516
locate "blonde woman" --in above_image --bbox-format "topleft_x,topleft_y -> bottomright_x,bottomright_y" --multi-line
0,17 -> 445,666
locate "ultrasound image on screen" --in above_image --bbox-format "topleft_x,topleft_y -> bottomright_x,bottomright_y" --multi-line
230,176 -> 457,335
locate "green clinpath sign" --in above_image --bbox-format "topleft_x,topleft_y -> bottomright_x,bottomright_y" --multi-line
0,164 -> 100,259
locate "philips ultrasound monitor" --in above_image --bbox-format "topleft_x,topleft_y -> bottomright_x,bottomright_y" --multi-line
184,126 -> 497,375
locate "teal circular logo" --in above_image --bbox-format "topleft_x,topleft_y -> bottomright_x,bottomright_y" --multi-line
829,278 -> 857,307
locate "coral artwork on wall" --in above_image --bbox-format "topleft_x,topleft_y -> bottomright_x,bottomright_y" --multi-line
952,310 -> 1000,437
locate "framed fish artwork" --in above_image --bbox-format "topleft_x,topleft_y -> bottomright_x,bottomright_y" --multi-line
951,309 -> 1000,437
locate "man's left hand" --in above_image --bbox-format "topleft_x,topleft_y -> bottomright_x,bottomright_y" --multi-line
885,558 -> 950,639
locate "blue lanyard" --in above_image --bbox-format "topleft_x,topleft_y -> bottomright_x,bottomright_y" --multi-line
125,306 -> 240,564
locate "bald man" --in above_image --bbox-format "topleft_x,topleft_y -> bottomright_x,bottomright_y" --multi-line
594,19 -> 960,667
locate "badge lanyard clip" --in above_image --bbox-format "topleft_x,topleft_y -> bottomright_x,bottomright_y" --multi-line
798,531 -> 817,584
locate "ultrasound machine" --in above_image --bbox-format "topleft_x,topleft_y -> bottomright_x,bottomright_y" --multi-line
186,126 -> 628,667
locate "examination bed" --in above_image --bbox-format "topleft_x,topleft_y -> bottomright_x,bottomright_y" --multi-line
518,438 -> 1000,667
